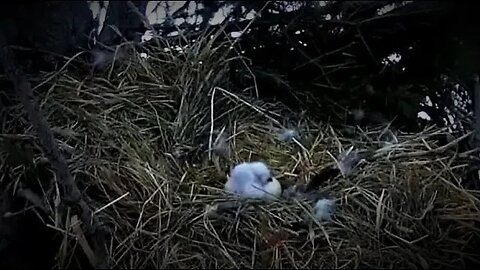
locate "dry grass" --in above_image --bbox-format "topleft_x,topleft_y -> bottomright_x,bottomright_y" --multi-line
1,26 -> 480,269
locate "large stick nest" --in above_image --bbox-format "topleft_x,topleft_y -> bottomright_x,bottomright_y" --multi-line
1,27 -> 480,269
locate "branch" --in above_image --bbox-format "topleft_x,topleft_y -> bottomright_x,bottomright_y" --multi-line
126,1 -> 153,31
171,0 -> 191,18
0,32 -> 109,269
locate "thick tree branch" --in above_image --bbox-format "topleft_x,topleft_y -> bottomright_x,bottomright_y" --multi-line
0,32 -> 108,269
126,1 -> 153,31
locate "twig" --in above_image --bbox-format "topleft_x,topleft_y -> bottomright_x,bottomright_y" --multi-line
285,31 -> 335,88
214,86 -> 283,128
373,131 -> 472,159
208,87 -> 217,161
92,192 -> 130,216
293,41 -> 356,71
359,7 -> 438,25
71,215 -> 97,268
16,187 -> 49,213
356,26 -> 377,66
31,51 -> 85,92
170,0 -> 192,19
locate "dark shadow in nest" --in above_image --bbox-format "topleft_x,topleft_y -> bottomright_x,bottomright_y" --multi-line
0,165 -> 60,269
0,139 -> 93,269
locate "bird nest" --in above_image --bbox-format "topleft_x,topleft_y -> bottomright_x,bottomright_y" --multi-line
1,28 -> 480,269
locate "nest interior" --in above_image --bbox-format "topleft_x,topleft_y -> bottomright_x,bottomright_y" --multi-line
1,27 -> 480,269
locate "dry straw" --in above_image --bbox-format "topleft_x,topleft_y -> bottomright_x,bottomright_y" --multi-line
1,25 -> 480,269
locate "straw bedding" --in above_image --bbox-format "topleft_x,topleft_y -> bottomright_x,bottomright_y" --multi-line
1,28 -> 479,269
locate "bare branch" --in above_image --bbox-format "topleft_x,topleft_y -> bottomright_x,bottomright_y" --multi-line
0,32 -> 109,269
126,1 -> 153,31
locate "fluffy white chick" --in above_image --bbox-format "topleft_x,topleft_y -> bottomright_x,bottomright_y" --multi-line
224,161 -> 281,200
313,198 -> 336,222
